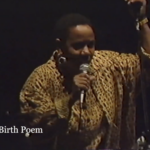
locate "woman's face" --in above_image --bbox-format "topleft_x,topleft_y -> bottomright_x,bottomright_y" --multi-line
61,25 -> 95,68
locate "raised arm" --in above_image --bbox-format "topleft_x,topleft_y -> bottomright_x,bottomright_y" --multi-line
127,0 -> 150,53
92,49 -> 150,148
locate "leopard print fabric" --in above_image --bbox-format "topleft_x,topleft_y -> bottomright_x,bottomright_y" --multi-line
20,49 -> 150,149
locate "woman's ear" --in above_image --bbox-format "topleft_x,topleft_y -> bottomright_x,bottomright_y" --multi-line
56,38 -> 61,42
55,38 -> 63,55
55,38 -> 61,50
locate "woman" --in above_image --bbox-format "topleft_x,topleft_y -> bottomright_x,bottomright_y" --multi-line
20,9 -> 150,150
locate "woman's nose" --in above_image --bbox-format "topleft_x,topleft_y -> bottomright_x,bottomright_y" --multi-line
81,46 -> 90,55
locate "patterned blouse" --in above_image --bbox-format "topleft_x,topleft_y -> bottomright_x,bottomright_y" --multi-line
20,49 -> 150,150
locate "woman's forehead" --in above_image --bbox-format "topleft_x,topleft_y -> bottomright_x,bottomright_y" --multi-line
67,25 -> 95,42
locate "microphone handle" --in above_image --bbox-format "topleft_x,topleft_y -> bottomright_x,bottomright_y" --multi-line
80,69 -> 88,109
80,90 -> 85,109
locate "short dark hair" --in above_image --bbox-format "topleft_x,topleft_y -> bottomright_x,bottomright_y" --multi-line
54,13 -> 93,41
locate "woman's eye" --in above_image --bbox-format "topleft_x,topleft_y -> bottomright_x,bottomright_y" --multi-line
72,43 -> 85,50
88,41 -> 95,48
72,41 -> 95,50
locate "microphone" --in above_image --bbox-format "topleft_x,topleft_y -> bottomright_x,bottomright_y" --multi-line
79,63 -> 89,109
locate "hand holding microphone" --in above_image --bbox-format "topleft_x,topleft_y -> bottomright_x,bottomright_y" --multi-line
72,64 -> 95,108
73,64 -> 94,91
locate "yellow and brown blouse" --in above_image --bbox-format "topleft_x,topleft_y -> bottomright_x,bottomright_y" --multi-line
20,49 -> 150,150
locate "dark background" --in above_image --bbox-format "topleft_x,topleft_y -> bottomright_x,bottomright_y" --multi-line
0,0 -> 150,149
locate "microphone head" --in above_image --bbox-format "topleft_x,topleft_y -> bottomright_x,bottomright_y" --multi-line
79,63 -> 89,73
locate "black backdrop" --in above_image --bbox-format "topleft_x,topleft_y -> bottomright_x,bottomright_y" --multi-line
0,0 -> 150,149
